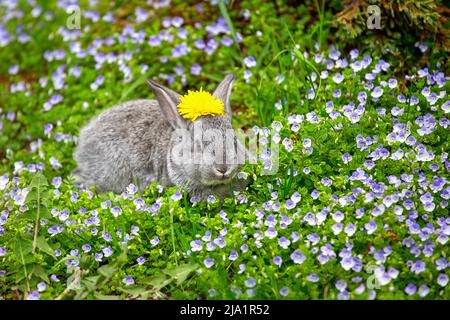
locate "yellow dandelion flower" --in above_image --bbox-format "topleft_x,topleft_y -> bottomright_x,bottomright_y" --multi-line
178,88 -> 224,121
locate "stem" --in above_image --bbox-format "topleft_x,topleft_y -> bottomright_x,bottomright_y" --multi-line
32,187 -> 40,254
170,208 -> 178,265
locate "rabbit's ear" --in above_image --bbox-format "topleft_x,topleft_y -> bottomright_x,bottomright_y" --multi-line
213,74 -> 235,118
147,79 -> 187,129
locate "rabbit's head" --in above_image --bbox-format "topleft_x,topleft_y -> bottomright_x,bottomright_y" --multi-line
147,75 -> 248,194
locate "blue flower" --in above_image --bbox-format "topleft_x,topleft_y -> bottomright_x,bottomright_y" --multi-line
365,220 -> 377,234
404,283 -> 417,295
273,256 -> 282,267
110,206 -> 122,218
150,236 -> 160,246
279,287 -> 289,297
243,56 -> 256,68
190,240 -> 202,252
264,227 -> 278,239
229,250 -> 239,261
307,273 -> 319,282
171,190 -> 182,201
335,279 -> 347,292
26,291 -> 40,300
290,250 -> 306,264
437,274 -> 449,287
285,199 -> 295,210
204,258 -> 214,268
418,285 -> 430,297
244,277 -> 256,288
278,236 -> 291,249
123,275 -> 135,286
136,256 -> 146,265
411,260 -> 426,274
37,281 -> 46,292
102,246 -> 113,257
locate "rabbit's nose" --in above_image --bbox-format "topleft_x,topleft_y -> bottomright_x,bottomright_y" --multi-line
216,167 -> 228,175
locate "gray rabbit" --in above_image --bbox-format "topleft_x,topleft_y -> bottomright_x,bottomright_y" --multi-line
73,74 -> 249,199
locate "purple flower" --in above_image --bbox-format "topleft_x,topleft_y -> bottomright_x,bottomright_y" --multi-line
204,257 -> 214,268
285,199 -> 295,210
335,279 -> 347,292
102,246 -> 113,257
342,153 -> 352,164
279,287 -> 289,297
332,73 -> 344,84
171,190 -> 182,201
404,283 -> 417,295
171,16 -> 184,27
172,42 -> 189,58
150,236 -> 160,246
244,277 -> 256,288
123,275 -> 135,285
110,206 -> 122,217
190,240 -> 202,252
229,250 -> 239,261
307,273 -> 319,282
365,220 -> 377,234
371,87 -> 383,98
26,291 -> 40,300
418,285 -> 430,297
148,35 -> 161,47
37,282 -> 46,292
278,236 -> 291,249
264,227 -> 278,239
290,250 -> 306,264
273,255 -> 282,267
411,260 -> 426,274
48,225 -> 64,236
222,37 -> 233,46
340,256 -> 355,270
65,259 -> 79,267
132,255 -> 145,265
94,253 -> 103,262
243,56 -> 256,68
9,64 -> 19,75
437,274 -> 449,287
190,63 -> 202,75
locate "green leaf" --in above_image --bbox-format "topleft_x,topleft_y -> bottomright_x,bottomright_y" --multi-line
141,273 -> 173,291
117,285 -> 146,296
32,264 -> 49,283
97,263 -> 117,278
29,172 -> 48,189
15,210 -> 37,221
14,235 -> 33,264
81,276 -> 101,292
94,294 -> 120,300
36,236 -> 56,258
162,263 -> 199,285
25,190 -> 38,203
39,206 -> 52,219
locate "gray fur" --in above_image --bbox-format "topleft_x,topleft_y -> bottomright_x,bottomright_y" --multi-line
73,74 -> 247,199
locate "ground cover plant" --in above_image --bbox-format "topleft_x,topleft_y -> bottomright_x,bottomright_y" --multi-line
0,0 -> 449,300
